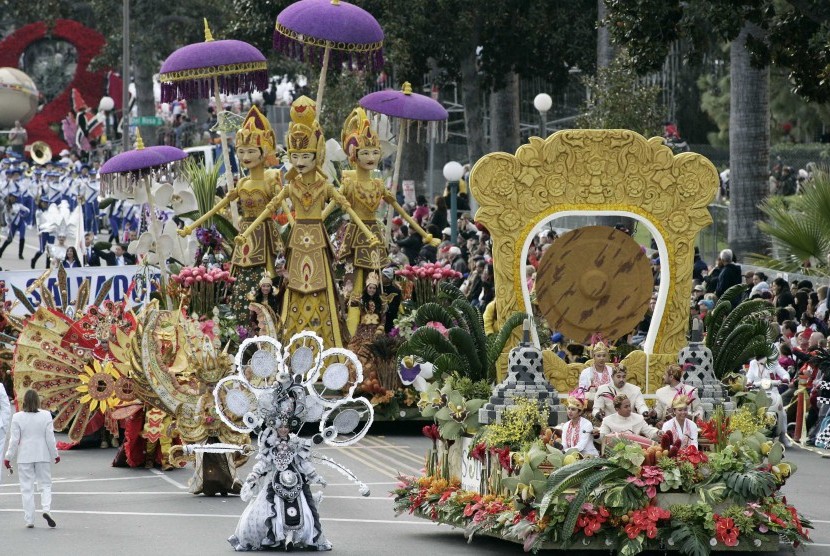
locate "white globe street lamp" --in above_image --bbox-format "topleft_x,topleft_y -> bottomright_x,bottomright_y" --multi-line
533,93 -> 552,137
443,161 -> 465,243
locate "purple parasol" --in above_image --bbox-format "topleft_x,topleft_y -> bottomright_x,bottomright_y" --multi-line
274,0 -> 383,109
359,84 -> 448,122
99,131 -> 187,196
359,82 -> 449,242
274,0 -> 384,68
158,20 -> 267,103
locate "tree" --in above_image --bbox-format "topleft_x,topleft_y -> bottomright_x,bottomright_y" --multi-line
604,0 -> 830,259
576,51 -> 664,137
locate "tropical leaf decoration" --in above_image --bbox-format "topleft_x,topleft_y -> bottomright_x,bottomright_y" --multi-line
753,167 -> 830,275
719,469 -> 777,503
397,282 -> 525,383
181,158 -> 237,242
703,285 -> 775,378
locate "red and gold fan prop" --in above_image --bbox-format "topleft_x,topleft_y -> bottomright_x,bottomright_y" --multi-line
13,304 -> 138,442
535,226 -> 653,344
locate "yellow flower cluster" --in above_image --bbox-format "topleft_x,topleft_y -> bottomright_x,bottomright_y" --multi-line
484,397 -> 550,448
730,405 -> 776,437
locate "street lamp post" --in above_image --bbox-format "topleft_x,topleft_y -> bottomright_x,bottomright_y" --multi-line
122,0 -> 130,153
443,161 -> 465,244
98,96 -> 115,162
533,93 -> 552,138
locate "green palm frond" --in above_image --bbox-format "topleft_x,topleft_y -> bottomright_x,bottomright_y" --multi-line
485,312 -> 527,379
753,168 -> 830,274
413,303 -> 456,328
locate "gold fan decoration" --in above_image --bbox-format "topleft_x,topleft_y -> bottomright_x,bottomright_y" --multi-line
13,307 -> 130,441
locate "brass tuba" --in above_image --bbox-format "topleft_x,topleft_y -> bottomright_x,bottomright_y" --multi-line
29,141 -> 52,165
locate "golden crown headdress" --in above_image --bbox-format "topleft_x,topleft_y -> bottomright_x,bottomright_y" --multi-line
365,271 -> 380,288
341,107 -> 380,165
236,106 -> 276,154
286,96 -> 325,163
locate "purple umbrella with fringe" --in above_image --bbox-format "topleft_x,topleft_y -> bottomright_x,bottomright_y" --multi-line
159,19 -> 267,226
359,82 -> 448,242
274,0 -> 383,110
99,129 -> 188,196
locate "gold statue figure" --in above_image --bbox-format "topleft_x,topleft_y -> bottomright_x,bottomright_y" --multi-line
178,106 -> 289,322
325,107 -> 438,334
236,96 -> 380,348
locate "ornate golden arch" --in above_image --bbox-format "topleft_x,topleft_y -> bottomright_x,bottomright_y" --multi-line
469,129 -> 719,392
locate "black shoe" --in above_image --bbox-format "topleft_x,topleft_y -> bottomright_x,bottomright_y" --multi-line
806,439 -> 816,446
43,513 -> 56,528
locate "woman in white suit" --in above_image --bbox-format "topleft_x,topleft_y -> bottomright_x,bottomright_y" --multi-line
0,386 -> 10,485
4,389 -> 60,528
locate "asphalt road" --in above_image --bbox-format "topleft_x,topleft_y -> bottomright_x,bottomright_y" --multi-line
1,426 -> 829,556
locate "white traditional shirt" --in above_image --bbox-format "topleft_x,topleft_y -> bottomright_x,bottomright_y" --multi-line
599,412 -> 659,440
578,364 -> 614,393
661,417 -> 699,449
654,384 -> 702,420
560,417 -> 599,456
593,382 -> 649,419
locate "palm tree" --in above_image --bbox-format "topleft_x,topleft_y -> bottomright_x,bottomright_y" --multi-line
753,167 -> 830,275
727,22 -> 770,259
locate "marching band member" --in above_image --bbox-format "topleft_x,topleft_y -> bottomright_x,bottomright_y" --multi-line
0,191 -> 31,260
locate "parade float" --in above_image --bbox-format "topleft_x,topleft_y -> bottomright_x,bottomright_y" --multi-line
0,1 -> 814,551
391,129 -> 813,554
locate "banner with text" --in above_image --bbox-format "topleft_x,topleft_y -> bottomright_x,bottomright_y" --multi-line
0,266 -> 158,316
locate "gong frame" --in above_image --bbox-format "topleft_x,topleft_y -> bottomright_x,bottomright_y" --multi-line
469,129 -> 719,392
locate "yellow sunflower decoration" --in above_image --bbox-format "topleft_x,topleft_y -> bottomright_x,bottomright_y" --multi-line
76,360 -> 123,413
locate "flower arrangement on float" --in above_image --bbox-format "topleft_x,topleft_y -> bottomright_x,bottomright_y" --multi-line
170,264 -> 236,317
395,262 -> 462,306
393,396 -> 811,555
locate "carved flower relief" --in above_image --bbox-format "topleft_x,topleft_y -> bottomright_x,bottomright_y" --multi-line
667,212 -> 689,233
675,173 -> 701,200
544,173 -> 568,198
497,209 -> 522,232
625,176 -> 647,198
516,139 -> 544,167
475,157 -> 519,203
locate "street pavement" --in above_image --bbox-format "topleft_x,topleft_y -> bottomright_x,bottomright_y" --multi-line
1,425 -> 829,556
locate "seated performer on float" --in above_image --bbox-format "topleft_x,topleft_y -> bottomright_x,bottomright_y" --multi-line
654,364 -> 702,421
577,340 -> 614,397
599,394 -> 661,443
324,108 -> 439,335
178,106 -> 289,323
235,96 -> 380,348
592,364 -> 649,421
661,393 -> 699,449
560,389 -> 599,457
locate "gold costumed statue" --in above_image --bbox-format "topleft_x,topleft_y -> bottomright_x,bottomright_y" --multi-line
178,106 -> 290,323
238,96 -> 380,348
326,107 -> 438,334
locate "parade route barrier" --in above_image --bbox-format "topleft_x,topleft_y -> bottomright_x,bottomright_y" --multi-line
0,265 -> 157,315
